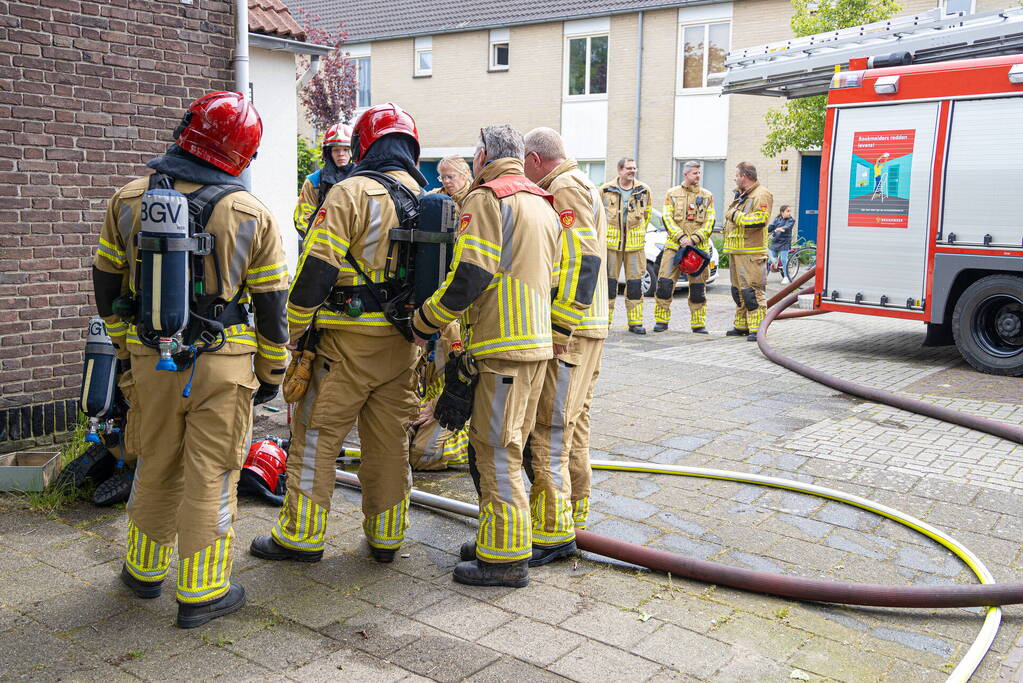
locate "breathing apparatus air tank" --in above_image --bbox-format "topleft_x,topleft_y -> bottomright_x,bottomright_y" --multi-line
413,193 -> 457,305
137,188 -> 191,370
80,316 -> 118,443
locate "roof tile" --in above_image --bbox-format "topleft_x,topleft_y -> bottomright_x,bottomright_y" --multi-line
250,0 -> 306,41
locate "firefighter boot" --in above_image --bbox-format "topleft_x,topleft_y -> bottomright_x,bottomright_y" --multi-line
529,540 -> 577,567
725,328 -> 748,337
628,325 -> 647,335
249,535 -> 324,563
653,322 -> 668,333
692,327 -> 708,334
747,332 -> 758,342
453,558 -> 529,588
176,584 -> 246,629
120,564 -> 162,599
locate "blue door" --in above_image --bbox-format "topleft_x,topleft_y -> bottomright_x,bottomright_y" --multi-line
419,160 -> 440,191
797,154 -> 821,243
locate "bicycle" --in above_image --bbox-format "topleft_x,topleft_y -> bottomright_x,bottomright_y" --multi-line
785,237 -> 817,280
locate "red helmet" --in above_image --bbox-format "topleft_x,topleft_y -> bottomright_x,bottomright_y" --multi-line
675,244 -> 711,276
351,103 -> 419,162
175,91 -> 262,177
239,438 -> 287,504
323,123 -> 353,147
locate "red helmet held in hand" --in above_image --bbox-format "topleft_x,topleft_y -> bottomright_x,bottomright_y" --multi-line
351,103 -> 419,162
239,438 -> 287,505
175,91 -> 262,176
675,244 -> 711,277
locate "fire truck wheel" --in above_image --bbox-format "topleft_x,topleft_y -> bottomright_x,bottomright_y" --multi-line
951,274 -> 1023,377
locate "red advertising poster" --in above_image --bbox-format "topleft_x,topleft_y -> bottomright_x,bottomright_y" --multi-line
848,130 -> 915,228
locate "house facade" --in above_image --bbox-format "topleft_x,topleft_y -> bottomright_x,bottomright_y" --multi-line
291,0 -> 1005,241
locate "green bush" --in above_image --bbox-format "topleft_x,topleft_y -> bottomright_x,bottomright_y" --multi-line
711,235 -> 728,269
297,135 -> 320,193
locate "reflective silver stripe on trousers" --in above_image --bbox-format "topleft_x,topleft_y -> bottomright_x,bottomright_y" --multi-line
487,375 -> 514,502
228,219 -> 257,292
548,360 -> 573,489
301,430 -> 319,493
499,202 -> 515,271
216,471 -> 232,535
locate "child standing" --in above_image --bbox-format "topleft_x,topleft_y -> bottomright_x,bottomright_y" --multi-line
768,205 -> 795,284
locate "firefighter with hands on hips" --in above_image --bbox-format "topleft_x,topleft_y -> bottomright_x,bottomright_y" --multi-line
429,154 -> 473,207
601,158 -> 652,334
411,125 -> 561,587
518,126 -> 607,558
723,161 -> 774,341
92,92 -> 289,628
654,160 -> 716,334
250,103 -> 426,564
294,123 -> 354,242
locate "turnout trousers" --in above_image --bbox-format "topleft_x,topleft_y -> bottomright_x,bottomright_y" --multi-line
468,358 -> 546,564
653,247 -> 710,330
271,330 -> 419,553
728,253 -> 768,333
526,335 -> 604,542
122,352 -> 257,605
606,248 -> 645,326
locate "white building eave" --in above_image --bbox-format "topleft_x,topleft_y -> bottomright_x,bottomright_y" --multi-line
249,32 -> 332,56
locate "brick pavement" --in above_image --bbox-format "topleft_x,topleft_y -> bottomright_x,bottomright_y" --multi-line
1,271 -> 1022,681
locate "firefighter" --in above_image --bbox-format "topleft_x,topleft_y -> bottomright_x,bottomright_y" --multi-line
520,127 -> 607,555
294,123 -> 354,240
601,158 -> 652,334
654,160 -> 716,333
429,154 -> 473,207
411,125 -> 561,587
250,103 -> 426,564
408,321 -> 469,470
723,162 -> 774,341
92,92 -> 289,628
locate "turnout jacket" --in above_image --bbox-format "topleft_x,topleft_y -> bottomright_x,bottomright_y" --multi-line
600,179 -> 652,252
413,157 -> 561,362
287,169 -> 421,343
293,175 -> 319,238
537,159 -> 608,341
663,184 -> 715,251
723,181 -> 774,255
92,175 -> 289,385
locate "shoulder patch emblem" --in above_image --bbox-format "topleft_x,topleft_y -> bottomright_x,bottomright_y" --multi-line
312,208 -> 327,228
458,213 -> 472,233
758,204 -> 769,212
559,209 -> 575,229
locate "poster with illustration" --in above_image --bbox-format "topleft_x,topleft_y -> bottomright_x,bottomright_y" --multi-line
848,130 -> 915,228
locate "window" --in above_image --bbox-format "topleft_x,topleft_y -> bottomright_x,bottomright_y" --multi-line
354,56 -> 371,108
578,160 -> 605,185
680,22 -> 730,90
414,37 -> 432,77
943,0 -> 974,14
674,159 -> 725,226
567,34 -> 608,96
489,28 -> 509,71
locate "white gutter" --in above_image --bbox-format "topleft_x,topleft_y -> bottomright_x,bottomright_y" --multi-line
249,32 -> 331,56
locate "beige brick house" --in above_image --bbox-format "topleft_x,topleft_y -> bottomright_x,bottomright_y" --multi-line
290,0 -> 1006,241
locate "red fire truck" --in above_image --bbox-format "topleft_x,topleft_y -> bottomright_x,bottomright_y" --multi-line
815,53 -> 1023,376
723,9 -> 1023,376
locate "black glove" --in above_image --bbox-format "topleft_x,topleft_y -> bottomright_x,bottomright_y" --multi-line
433,352 -> 478,431
253,381 -> 279,406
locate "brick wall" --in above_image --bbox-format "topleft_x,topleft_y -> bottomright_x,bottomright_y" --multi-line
0,0 -> 235,453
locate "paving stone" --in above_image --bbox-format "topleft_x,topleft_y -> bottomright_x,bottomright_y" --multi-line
465,656 -> 571,682
629,622 -> 735,678
894,546 -> 964,577
563,566 -> 659,609
414,592 -> 514,640
551,640 -> 664,682
234,563 -> 322,604
355,571 -> 450,616
1,622 -> 70,676
271,584 -> 374,630
288,650 -> 410,683
477,616 -> 584,667
22,586 -> 134,631
224,619 -> 340,669
708,646 -> 794,682
386,631 -> 501,682
711,612 -> 808,661
788,636 -> 894,683
863,625 -> 956,667
122,641 -> 272,681
493,581 -> 585,625
560,602 -> 661,649
0,562 -> 83,607
813,500 -> 883,532
0,546 -> 39,576
322,606 -> 441,657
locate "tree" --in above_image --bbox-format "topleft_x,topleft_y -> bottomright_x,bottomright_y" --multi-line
295,9 -> 358,134
761,0 -> 901,157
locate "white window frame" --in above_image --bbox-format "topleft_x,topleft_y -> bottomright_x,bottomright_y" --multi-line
677,21 -> 731,94
577,159 -> 606,185
352,56 -> 371,108
564,33 -> 609,100
941,0 -> 975,15
414,36 -> 432,77
489,28 -> 509,71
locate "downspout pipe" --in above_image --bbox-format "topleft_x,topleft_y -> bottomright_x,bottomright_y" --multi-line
633,11 -> 644,163
234,0 -> 252,190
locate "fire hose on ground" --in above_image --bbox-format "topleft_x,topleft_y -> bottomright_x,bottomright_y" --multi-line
328,271 -> 1023,681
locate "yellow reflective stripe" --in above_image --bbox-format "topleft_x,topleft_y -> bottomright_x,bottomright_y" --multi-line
258,346 -> 287,361
425,298 -> 457,325
99,237 -> 126,258
97,245 -> 125,267
307,228 -> 350,257
460,234 -> 501,263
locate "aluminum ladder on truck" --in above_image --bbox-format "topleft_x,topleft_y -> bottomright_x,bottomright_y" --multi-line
718,6 -> 1023,98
